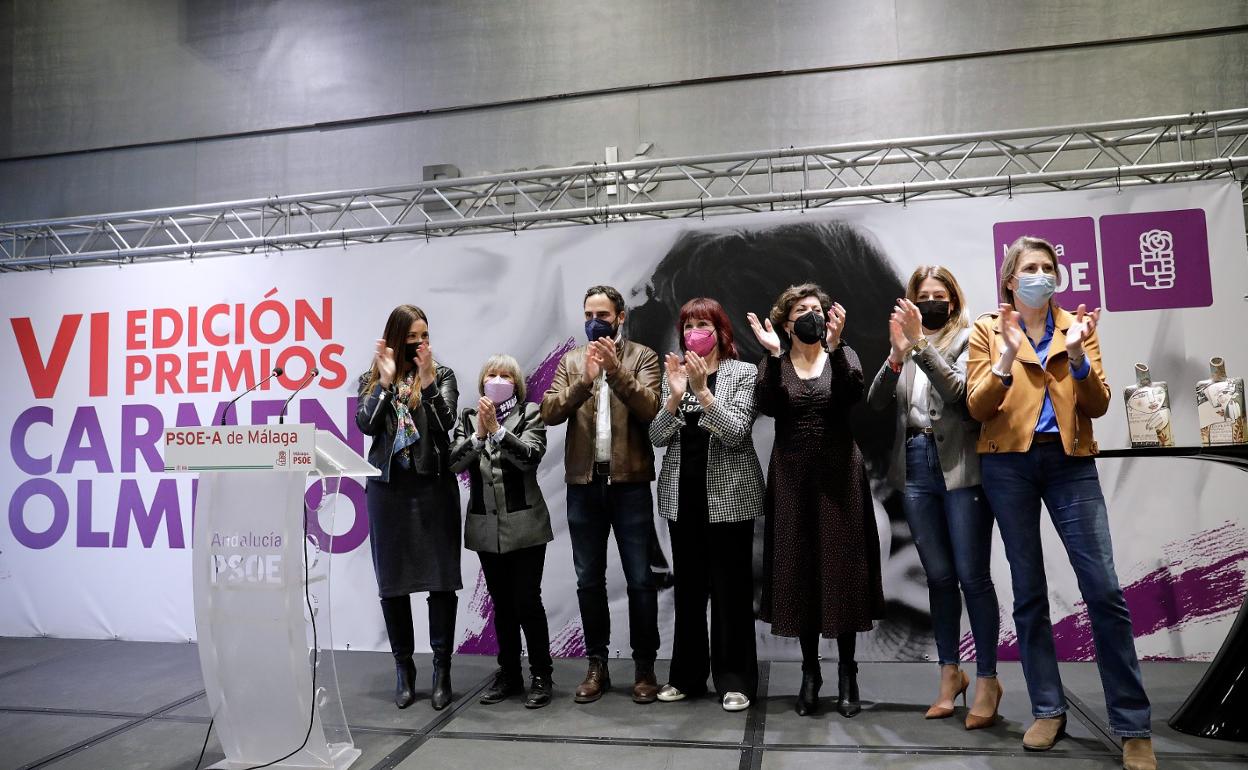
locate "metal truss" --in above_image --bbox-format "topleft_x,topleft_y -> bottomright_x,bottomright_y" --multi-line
3,108 -> 1247,271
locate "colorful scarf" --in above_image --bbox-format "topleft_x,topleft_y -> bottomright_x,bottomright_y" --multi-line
390,373 -> 421,468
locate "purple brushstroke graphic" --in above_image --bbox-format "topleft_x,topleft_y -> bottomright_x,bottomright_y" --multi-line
526,337 -> 577,404
454,337 -> 577,657
959,520 -> 1247,662
549,620 -> 587,659
456,569 -> 497,655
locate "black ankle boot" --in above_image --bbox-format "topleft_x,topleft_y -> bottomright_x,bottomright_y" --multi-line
837,662 -> 861,717
479,668 -> 524,705
795,668 -> 822,716
524,674 -> 553,709
394,658 -> 417,709
431,661 -> 453,710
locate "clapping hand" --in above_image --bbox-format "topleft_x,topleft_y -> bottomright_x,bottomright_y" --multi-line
1065,303 -> 1101,362
664,353 -> 687,414
746,312 -> 782,356
582,345 -> 603,384
414,343 -> 435,388
887,318 -> 909,366
893,299 -> 922,344
825,303 -> 847,349
686,351 -> 711,396
591,337 -> 620,374
665,353 -> 688,398
374,339 -> 397,387
998,304 -> 1025,357
477,397 -> 499,437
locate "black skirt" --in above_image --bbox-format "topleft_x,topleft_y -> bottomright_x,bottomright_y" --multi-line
366,461 -> 463,597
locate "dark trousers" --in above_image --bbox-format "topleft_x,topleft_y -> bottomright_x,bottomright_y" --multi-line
478,544 -> 553,678
667,514 -> 758,698
380,591 -> 458,664
566,480 -> 659,663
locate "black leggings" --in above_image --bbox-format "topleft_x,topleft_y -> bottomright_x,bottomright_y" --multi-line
799,630 -> 856,673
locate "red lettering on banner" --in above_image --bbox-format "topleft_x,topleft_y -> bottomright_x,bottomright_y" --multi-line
11,315 -> 83,399
155,354 -> 183,394
201,304 -> 230,346
213,349 -> 254,392
126,310 -> 146,349
89,312 -> 109,397
126,356 -> 152,395
152,308 -> 182,349
294,298 -> 332,341
186,351 -> 209,393
318,343 -> 347,388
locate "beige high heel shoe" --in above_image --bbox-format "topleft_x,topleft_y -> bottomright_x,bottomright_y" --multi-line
965,676 -> 1004,730
925,667 -> 969,719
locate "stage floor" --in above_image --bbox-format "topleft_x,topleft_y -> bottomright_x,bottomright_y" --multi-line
0,637 -> 1244,769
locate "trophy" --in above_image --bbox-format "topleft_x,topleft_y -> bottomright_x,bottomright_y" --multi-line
1196,356 -> 1247,446
1123,363 -> 1174,448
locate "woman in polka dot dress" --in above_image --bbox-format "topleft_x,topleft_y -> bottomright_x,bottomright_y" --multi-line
747,282 -> 885,718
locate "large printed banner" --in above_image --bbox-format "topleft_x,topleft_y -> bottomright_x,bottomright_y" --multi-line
2,180 -> 1246,663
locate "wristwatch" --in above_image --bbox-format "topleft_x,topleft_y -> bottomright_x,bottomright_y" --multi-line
909,337 -> 930,356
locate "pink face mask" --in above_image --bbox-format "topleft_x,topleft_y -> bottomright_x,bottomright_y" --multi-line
484,377 -> 515,404
683,328 -> 717,357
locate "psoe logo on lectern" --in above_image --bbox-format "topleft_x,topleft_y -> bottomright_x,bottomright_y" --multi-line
210,531 -> 285,587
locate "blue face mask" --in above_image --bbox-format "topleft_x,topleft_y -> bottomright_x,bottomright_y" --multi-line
1014,272 -> 1057,308
585,318 -> 616,342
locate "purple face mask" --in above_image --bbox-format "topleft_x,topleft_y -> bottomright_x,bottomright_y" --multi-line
683,328 -> 717,356
484,377 -> 515,404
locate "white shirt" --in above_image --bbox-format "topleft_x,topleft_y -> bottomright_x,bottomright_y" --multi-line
906,333 -> 939,429
907,365 -> 932,429
595,369 -> 612,462
594,335 -> 620,463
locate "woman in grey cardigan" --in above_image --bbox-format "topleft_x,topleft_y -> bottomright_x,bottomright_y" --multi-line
449,354 -> 555,709
649,298 -> 766,712
866,266 -> 1001,729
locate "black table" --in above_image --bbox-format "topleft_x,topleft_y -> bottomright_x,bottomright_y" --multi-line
1096,443 -> 1248,740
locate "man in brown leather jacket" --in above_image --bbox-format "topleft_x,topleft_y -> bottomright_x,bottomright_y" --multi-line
541,285 -> 662,704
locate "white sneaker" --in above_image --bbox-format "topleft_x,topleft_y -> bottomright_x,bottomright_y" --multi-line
657,684 -> 686,702
722,692 -> 750,711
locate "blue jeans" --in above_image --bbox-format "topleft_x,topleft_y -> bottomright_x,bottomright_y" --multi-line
981,441 -> 1151,737
566,480 -> 659,663
904,434 -> 999,678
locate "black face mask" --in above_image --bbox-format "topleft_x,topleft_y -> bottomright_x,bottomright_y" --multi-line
403,342 -> 420,362
916,300 -> 951,330
791,310 -> 825,345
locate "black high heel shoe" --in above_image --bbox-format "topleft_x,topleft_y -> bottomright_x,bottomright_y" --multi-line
394,659 -> 417,709
837,662 -> 861,718
795,668 -> 822,716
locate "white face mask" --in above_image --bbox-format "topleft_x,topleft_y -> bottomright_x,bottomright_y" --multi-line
1014,272 -> 1057,308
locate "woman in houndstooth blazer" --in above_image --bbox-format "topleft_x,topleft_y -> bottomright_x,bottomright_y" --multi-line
649,298 -> 766,713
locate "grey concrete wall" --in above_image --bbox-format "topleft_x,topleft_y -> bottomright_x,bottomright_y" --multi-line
2,0 -> 1246,221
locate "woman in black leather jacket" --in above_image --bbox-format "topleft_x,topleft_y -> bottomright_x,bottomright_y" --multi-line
356,304 -> 461,711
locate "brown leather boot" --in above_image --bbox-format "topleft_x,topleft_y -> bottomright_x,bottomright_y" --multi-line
1023,714 -> 1067,751
1122,737 -> 1156,770
632,661 -> 659,704
574,657 -> 610,704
